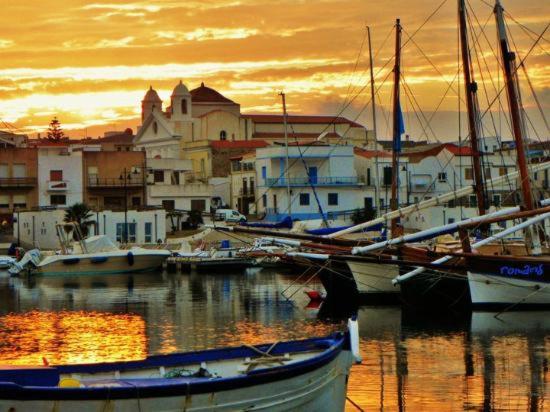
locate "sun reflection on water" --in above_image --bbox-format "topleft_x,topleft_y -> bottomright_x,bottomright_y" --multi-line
0,310 -> 147,365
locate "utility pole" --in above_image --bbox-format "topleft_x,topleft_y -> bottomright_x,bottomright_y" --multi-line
390,19 -> 403,237
280,92 -> 292,218
458,0 -> 487,217
368,26 -> 382,217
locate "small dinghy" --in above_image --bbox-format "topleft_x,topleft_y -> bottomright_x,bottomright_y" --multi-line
0,319 -> 361,412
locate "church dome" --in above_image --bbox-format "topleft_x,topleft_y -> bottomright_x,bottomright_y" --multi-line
143,86 -> 161,102
190,82 -> 235,104
171,80 -> 190,96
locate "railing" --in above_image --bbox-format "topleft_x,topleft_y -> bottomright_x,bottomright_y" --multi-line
265,176 -> 362,187
88,177 -> 143,188
0,177 -> 36,188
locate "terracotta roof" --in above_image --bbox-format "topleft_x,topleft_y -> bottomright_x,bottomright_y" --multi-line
404,143 -> 472,163
190,82 -> 236,104
229,151 -> 256,161
210,140 -> 269,150
97,132 -> 135,144
354,147 -> 393,158
252,132 -> 342,140
243,114 -> 365,128
446,144 -> 473,156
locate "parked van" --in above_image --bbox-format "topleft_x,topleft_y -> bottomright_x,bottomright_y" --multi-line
214,209 -> 247,223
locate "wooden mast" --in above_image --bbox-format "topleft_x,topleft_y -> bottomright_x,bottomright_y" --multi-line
367,26 -> 382,216
494,0 -> 534,210
390,18 -> 402,236
458,0 -> 487,217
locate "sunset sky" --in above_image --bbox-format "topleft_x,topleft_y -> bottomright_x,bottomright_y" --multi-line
0,0 -> 547,141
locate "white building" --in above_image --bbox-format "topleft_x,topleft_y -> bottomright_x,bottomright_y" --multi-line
37,143 -> 84,208
14,208 -> 167,249
255,143 -> 364,221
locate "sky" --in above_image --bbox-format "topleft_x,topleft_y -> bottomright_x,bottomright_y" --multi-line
0,0 -> 548,141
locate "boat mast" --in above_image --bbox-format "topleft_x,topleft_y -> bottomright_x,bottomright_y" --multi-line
280,92 -> 292,218
367,26 -> 382,216
391,18 -> 402,236
458,0 -> 487,217
494,0 -> 534,211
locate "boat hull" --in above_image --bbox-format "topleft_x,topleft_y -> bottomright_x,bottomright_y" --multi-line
466,254 -> 550,309
0,334 -> 353,412
345,260 -> 401,304
34,252 -> 170,276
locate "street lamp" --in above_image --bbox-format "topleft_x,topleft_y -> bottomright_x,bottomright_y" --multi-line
119,167 -> 139,243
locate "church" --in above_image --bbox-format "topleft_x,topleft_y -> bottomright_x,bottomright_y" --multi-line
133,81 -> 374,167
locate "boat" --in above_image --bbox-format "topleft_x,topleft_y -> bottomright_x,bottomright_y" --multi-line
0,319 -> 361,412
9,223 -> 170,276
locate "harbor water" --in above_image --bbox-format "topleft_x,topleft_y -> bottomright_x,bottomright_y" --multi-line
0,268 -> 548,410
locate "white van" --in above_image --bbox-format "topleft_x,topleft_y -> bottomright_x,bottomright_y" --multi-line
214,209 -> 247,223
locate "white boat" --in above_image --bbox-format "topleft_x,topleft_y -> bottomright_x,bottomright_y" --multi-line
0,319 -> 361,412
0,256 -> 16,269
345,259 -> 400,301
10,223 -> 170,276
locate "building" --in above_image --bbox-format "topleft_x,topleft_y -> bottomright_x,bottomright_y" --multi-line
36,142 -> 84,208
13,208 -> 166,249
353,148 -> 409,213
230,152 -> 257,215
83,150 -> 146,210
0,131 -> 28,148
255,143 -> 364,221
145,156 -> 212,212
0,148 -> 38,225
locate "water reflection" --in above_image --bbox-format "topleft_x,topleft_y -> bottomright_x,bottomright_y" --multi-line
0,269 -> 548,410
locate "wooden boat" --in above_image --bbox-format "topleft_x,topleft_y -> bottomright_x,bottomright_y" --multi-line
0,320 -> 360,412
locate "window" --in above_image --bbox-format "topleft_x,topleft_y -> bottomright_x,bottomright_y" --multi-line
191,199 -> 206,211
383,167 -> 392,186
469,195 -> 477,207
50,170 -> 63,181
145,222 -> 152,243
366,168 -> 371,186
465,168 -> 473,180
364,197 -> 373,209
181,99 -> 187,114
438,172 -> 447,182
13,164 -> 26,178
300,193 -> 310,206
328,193 -> 338,206
448,218 -> 456,224
493,194 -> 501,207
117,147 -> 122,151
13,194 -> 26,209
50,195 -> 66,205
162,200 -> 175,211
485,168 -> 491,179
220,130 -> 227,141
261,166 -> 267,180
262,194 -> 267,207
0,195 -> 9,208
153,121 -> 158,134
132,197 -> 141,207
250,178 -> 255,194
273,194 -> 277,210
116,223 -> 136,243
171,171 -> 180,185
105,197 -> 123,208
448,198 -> 456,208
242,178 -> 248,195
499,167 -> 507,176
154,170 -> 164,183
0,164 -> 7,178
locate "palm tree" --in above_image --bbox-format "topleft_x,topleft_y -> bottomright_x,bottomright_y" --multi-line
64,203 -> 95,238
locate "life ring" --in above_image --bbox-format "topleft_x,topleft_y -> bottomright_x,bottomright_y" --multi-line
127,251 -> 134,266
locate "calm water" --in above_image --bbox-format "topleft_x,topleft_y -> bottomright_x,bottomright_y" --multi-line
0,268 -> 548,411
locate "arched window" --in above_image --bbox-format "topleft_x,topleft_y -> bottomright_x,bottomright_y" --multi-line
153,121 -> 158,134
181,99 -> 187,114
220,130 -> 227,141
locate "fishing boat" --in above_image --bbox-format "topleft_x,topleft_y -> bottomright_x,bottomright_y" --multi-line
9,223 -> 170,276
0,319 -> 361,412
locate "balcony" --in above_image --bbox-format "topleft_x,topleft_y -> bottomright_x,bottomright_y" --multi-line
0,177 -> 37,188
265,176 -> 363,187
239,188 -> 255,197
87,177 -> 143,189
149,182 -> 212,198
47,180 -> 69,191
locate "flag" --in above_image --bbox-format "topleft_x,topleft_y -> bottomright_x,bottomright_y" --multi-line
393,98 -> 405,152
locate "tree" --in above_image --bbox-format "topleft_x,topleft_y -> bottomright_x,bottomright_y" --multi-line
47,117 -> 65,141
64,203 -> 95,238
